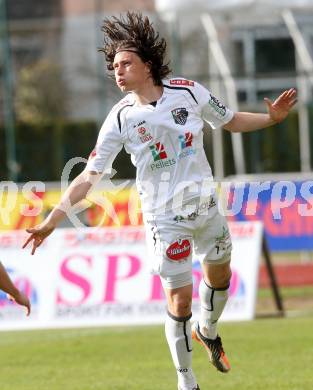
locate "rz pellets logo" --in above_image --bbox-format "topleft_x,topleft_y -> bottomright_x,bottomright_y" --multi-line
150,142 -> 176,171
149,142 -> 168,161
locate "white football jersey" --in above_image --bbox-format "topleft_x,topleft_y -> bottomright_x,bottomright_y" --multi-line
86,78 -> 233,214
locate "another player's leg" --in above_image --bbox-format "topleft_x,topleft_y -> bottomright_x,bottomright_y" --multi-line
163,278 -> 200,390
192,261 -> 231,373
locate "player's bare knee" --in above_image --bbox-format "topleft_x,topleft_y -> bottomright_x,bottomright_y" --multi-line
214,270 -> 231,289
168,295 -> 192,317
204,262 -> 232,289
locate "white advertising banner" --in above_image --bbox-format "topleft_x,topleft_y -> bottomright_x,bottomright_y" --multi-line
0,221 -> 262,330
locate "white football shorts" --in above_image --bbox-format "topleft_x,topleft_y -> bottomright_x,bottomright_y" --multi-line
144,196 -> 232,289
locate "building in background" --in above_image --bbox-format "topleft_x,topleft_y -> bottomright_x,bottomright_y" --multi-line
2,0 -> 155,123
4,0 -> 312,121
1,0 -> 313,179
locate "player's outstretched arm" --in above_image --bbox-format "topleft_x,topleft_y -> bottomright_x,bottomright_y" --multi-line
224,88 -> 297,133
0,262 -> 31,316
23,169 -> 101,255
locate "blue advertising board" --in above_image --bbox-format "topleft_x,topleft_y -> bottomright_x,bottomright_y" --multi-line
225,180 -> 313,251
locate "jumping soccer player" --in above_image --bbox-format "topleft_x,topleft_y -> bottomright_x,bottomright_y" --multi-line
0,261 -> 31,316
23,12 -> 297,390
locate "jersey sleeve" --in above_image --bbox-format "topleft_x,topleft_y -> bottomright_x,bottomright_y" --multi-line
194,82 -> 234,129
86,110 -> 123,174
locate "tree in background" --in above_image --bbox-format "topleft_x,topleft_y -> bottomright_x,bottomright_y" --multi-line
13,59 -> 69,180
15,59 -> 67,124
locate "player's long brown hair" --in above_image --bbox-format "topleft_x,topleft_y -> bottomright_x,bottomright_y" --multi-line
99,11 -> 171,86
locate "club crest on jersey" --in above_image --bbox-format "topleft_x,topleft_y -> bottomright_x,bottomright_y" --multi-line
166,239 -> 191,261
171,108 -> 189,125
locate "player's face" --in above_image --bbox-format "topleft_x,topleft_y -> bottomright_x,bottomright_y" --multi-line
113,51 -> 151,92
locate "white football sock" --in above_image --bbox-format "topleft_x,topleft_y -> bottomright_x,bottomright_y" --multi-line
199,278 -> 229,339
165,311 -> 197,389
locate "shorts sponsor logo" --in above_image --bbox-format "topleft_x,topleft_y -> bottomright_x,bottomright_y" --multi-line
187,198 -> 217,220
215,226 -> 231,254
173,198 -> 217,222
171,108 -> 189,125
166,239 -> 191,261
170,79 -> 194,87
173,215 -> 186,223
208,94 -> 226,117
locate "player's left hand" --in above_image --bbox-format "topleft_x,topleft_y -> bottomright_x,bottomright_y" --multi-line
264,88 -> 297,123
7,291 -> 31,316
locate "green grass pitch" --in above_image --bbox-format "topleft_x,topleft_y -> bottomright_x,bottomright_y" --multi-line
0,316 -> 312,390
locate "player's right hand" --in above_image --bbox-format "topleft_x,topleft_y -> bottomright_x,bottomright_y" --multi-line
22,220 -> 56,255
